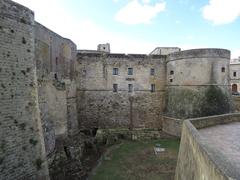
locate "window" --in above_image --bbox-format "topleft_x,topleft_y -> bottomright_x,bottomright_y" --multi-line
170,79 -> 173,82
128,84 -> 133,92
170,70 -> 174,75
128,68 -> 133,75
233,72 -> 237,77
150,68 -> 155,76
113,84 -> 118,92
221,67 -> 225,72
113,68 -> 119,75
56,57 -> 58,65
54,73 -> 58,80
151,84 -> 155,92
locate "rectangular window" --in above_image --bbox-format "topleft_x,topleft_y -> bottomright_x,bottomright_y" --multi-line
128,84 -> 133,92
233,72 -> 237,77
150,68 -> 155,76
128,68 -> 133,75
170,70 -> 174,75
151,84 -> 155,92
113,84 -> 118,92
113,68 -> 119,75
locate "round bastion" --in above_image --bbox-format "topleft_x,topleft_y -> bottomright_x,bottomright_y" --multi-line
165,48 -> 233,119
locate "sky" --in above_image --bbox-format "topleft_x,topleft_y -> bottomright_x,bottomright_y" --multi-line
13,0 -> 240,58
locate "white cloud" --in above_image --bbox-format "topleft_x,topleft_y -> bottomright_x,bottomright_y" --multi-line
202,0 -> 240,25
186,35 -> 194,40
115,0 -> 166,25
142,0 -> 151,4
13,0 -> 159,53
175,20 -> 181,24
232,49 -> 240,59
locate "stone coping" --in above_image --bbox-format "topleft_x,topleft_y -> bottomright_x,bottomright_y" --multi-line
168,48 -> 230,62
183,113 -> 240,179
77,52 -> 166,59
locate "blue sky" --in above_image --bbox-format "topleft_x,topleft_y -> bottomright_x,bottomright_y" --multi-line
14,0 -> 240,58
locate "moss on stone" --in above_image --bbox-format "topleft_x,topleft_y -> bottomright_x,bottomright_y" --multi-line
29,138 -> 38,146
201,86 -> 231,116
166,86 -> 232,119
35,158 -> 43,170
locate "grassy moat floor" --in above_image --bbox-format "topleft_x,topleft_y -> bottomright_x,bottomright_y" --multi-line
89,138 -> 180,180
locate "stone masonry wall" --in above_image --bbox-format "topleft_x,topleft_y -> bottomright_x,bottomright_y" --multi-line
175,113 -> 240,180
166,49 -> 233,119
76,53 -> 165,129
35,22 -> 78,154
0,0 -> 49,179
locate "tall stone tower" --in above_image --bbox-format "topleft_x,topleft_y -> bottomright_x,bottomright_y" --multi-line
165,48 -> 233,118
0,0 -> 49,179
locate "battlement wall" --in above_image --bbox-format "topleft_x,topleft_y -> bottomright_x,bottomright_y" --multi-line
175,113 -> 240,180
76,54 -> 166,129
0,0 -> 49,179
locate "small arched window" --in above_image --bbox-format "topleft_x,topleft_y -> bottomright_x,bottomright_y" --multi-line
221,67 -> 225,72
170,70 -> 174,75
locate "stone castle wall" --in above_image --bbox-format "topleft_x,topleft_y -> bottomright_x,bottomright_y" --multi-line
34,21 -> 78,155
76,53 -> 166,129
0,0 -> 49,179
175,113 -> 240,180
166,49 -> 233,119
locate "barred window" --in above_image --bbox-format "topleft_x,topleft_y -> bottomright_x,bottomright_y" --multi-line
128,68 -> 133,75
113,68 -> 119,75
150,68 -> 155,76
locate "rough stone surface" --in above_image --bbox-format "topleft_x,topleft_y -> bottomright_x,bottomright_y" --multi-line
35,21 -> 78,155
175,113 -> 240,180
76,54 -> 166,129
199,122 -> 240,179
0,0 -> 49,179
166,49 -> 233,119
162,116 -> 183,137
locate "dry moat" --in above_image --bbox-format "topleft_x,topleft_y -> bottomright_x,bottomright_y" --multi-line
90,138 -> 180,180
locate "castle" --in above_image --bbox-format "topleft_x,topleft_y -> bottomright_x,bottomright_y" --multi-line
0,0 -> 238,179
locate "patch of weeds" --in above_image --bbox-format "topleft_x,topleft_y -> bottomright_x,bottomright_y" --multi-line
35,158 -> 43,170
29,138 -> 38,146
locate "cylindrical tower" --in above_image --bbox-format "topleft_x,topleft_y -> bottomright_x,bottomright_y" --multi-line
0,0 -> 49,179
165,48 -> 233,118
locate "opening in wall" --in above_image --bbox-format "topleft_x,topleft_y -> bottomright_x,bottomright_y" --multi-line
54,73 -> 58,80
221,67 -> 225,72
170,70 -> 174,75
233,71 -> 237,77
113,68 -> 119,75
150,68 -> 155,76
128,68 -> 133,75
113,84 -> 118,92
128,84 -> 133,92
151,84 -> 155,92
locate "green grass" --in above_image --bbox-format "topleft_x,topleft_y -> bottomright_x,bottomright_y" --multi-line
90,138 -> 180,180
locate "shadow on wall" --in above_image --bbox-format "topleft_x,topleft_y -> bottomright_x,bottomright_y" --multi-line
165,86 -> 233,119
